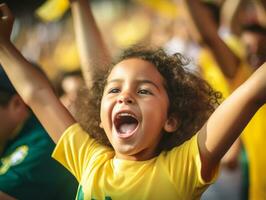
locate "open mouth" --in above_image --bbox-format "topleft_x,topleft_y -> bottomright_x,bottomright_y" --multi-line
114,112 -> 139,137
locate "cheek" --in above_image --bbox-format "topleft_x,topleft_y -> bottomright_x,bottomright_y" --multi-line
157,94 -> 170,116
99,98 -> 114,144
142,98 -> 168,122
100,97 -> 113,129
100,99 -> 108,123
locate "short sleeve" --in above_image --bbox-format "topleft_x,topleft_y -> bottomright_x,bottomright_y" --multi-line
159,134 -> 219,199
52,123 -> 113,182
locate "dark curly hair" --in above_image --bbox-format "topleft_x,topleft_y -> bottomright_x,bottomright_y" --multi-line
75,46 -> 222,152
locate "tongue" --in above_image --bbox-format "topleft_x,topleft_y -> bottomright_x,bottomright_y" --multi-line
119,123 -> 137,134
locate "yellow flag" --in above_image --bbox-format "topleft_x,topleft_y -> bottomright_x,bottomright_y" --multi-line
36,0 -> 69,22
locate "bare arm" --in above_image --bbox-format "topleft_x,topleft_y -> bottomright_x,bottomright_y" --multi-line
69,0 -> 111,89
0,3 -> 75,143
198,62 -> 266,181
184,0 -> 240,78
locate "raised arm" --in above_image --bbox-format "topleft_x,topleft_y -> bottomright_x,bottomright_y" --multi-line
69,0 -> 111,89
184,0 -> 240,79
0,3 -> 75,143
198,62 -> 266,181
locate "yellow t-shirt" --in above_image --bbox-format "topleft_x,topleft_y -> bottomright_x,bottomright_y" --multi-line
241,105 -> 266,200
52,124 -> 217,200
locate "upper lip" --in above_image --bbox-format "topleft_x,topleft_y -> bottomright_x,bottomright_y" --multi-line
113,110 -> 138,123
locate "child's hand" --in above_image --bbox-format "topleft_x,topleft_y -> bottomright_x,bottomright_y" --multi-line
0,3 -> 14,45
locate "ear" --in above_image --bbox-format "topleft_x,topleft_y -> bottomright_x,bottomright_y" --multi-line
164,115 -> 179,133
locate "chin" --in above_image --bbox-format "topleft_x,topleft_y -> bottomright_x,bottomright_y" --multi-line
114,145 -> 140,158
116,145 -> 136,155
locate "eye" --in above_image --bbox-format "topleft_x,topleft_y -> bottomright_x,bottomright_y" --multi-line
138,89 -> 153,95
108,88 -> 120,94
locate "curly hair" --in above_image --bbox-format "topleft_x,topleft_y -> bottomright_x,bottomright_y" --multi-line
75,46 -> 222,151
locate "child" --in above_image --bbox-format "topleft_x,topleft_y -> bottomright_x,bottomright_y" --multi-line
0,3 -> 265,200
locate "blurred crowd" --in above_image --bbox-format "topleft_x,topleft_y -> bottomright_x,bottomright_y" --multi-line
7,0 -> 266,77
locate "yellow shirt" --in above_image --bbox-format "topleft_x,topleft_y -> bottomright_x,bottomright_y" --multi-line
52,124 -> 217,200
241,105 -> 266,200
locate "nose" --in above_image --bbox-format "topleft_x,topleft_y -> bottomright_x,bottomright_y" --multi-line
117,92 -> 134,104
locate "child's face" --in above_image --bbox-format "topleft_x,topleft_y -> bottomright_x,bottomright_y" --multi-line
100,58 -> 176,161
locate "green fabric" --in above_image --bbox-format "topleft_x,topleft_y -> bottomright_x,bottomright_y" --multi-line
77,185 -> 84,200
240,147 -> 249,200
0,114 -> 78,200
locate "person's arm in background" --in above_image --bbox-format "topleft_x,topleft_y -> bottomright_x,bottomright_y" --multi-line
0,3 -> 75,143
69,0 -> 111,89
184,0 -> 240,79
221,0 -> 243,36
197,62 -> 266,181
255,0 -> 266,26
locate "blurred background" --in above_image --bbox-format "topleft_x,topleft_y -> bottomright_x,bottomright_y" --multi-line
1,0 -> 265,78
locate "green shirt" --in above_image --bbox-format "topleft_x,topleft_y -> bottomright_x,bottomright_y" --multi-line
0,114 -> 78,200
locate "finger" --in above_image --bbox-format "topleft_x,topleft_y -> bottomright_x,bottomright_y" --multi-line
0,3 -> 12,19
0,4 -> 4,18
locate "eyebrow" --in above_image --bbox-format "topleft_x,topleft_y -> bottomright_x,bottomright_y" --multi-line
107,79 -> 160,90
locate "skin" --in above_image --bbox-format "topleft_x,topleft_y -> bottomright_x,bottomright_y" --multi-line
0,104 -> 15,141
0,95 -> 28,154
69,0 -> 111,89
185,0 -> 266,172
0,3 -> 265,183
100,58 -> 177,161
241,30 -> 266,69
60,75 -> 84,114
0,104 -> 14,154
184,0 -> 240,79
185,0 -> 266,73
0,95 -> 28,199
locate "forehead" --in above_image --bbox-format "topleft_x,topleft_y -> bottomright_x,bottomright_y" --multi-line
108,58 -> 164,83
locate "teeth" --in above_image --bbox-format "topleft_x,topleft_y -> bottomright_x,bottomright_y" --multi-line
117,113 -> 135,118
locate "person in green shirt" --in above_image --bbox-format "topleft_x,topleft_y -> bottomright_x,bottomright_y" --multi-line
0,66 -> 78,200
